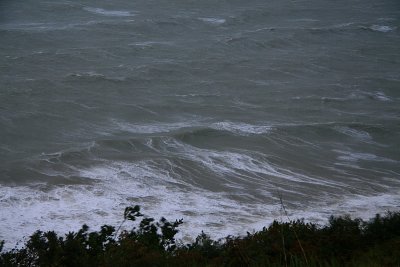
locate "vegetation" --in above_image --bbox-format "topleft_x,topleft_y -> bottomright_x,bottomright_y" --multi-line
1,205 -> 400,267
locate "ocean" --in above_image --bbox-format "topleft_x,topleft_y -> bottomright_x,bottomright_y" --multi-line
1,0 -> 399,247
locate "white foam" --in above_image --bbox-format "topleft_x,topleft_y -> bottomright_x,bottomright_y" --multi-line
0,160 -> 281,250
348,90 -> 392,102
199,18 -> 226,25
372,91 -> 392,101
314,193 -> 400,221
66,71 -> 127,82
160,138 -> 340,188
211,121 -> 273,135
111,119 -> 274,136
332,22 -> 355,28
2,174 -> 399,251
68,71 -> 104,78
1,149 -> 398,249
0,22 -> 80,32
83,7 -> 134,17
369,25 -> 395,32
111,120 -> 193,134
334,150 -> 396,163
334,126 -> 372,142
274,193 -> 400,228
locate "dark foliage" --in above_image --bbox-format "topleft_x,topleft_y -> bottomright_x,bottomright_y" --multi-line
1,206 -> 400,267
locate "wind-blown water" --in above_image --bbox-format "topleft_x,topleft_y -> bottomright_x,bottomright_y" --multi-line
1,0 -> 399,247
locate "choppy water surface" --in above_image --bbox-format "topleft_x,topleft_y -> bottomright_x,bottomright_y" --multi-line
1,0 -> 400,247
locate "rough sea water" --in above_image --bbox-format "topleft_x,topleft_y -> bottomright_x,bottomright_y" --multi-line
0,0 -> 399,248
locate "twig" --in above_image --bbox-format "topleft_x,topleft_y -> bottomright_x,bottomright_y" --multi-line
114,218 -> 127,240
279,196 -> 288,267
278,191 -> 309,267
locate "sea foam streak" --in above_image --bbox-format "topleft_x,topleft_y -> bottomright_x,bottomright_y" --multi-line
83,7 -> 134,17
333,126 -> 372,142
111,119 -> 273,136
334,150 -> 397,163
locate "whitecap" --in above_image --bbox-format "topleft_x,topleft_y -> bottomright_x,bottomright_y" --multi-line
110,119 -> 193,134
372,92 -> 391,101
198,17 -> 226,25
68,71 -> 104,78
83,7 -> 134,17
66,71 -> 126,82
111,119 -> 272,136
369,25 -> 395,32
211,121 -> 272,135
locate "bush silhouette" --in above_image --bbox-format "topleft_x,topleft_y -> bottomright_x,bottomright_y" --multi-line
1,206 -> 400,267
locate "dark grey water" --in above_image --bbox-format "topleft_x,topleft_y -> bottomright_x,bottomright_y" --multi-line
1,0 -> 400,246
